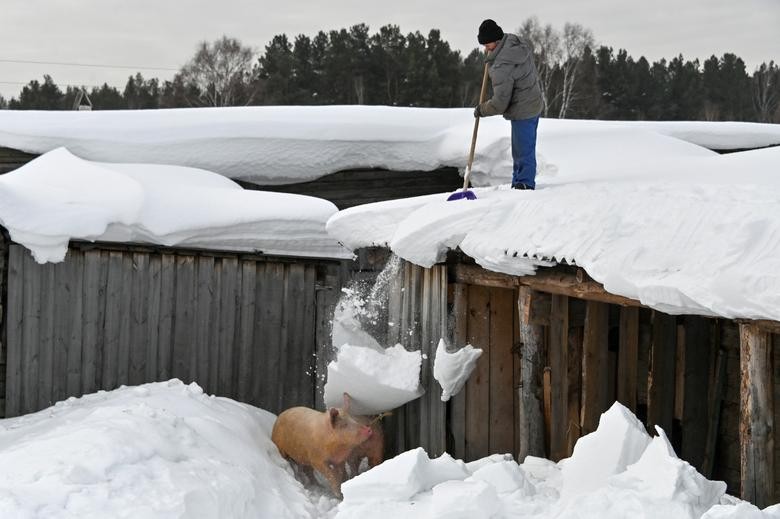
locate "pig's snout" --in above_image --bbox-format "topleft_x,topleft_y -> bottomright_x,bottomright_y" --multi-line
361,425 -> 373,438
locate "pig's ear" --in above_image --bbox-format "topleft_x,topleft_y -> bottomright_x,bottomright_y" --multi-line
328,407 -> 339,428
343,392 -> 352,413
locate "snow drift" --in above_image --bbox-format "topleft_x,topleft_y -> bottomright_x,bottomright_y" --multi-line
0,380 -> 315,519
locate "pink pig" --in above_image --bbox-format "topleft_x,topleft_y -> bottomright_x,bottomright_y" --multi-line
272,393 -> 373,497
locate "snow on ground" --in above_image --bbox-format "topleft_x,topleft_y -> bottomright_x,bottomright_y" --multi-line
0,380 -> 317,519
1,107 -> 779,186
0,147 -> 350,263
327,132 -> 780,322
334,402 -> 778,519
2,382 -> 778,518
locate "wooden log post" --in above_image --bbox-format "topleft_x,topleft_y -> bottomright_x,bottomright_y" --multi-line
739,323 -> 775,507
566,308 -> 584,456
647,312 -> 677,435
681,316 -> 713,473
617,307 -> 639,412
580,301 -> 610,435
449,283 -> 469,460
516,286 -> 545,461
548,294 -> 569,461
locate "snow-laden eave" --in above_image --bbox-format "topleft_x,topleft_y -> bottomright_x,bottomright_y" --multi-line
327,146 -> 780,324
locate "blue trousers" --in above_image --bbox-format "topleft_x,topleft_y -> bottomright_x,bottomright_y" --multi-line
511,115 -> 540,188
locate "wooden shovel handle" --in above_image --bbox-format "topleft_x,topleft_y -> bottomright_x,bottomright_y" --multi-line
463,63 -> 491,191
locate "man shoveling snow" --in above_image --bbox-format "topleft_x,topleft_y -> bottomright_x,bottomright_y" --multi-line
474,19 -> 544,191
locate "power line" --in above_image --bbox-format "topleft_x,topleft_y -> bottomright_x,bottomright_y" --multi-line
0,80 -> 105,88
0,58 -> 178,72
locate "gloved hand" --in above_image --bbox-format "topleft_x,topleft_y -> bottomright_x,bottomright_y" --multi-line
474,104 -> 482,118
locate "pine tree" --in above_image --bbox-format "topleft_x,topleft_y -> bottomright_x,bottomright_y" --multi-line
9,75 -> 64,110
369,25 -> 406,105
425,29 -> 462,107
289,34 -> 317,104
349,24 -> 373,104
90,83 -> 125,110
400,31 -> 428,106
666,55 -> 703,120
123,73 -> 160,109
257,34 -> 294,104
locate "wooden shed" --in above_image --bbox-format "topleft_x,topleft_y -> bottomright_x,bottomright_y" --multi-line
361,250 -> 780,508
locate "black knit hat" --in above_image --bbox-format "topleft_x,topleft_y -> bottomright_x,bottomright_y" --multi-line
478,19 -> 504,45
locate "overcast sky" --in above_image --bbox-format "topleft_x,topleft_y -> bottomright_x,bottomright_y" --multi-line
1,0 -> 779,100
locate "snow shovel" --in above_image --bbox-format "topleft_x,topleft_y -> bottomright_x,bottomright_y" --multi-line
447,62 -> 490,201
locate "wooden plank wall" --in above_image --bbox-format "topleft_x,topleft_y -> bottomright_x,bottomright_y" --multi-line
241,168 -> 463,210
0,233 -> 8,416
385,262 -> 448,457
448,283 -> 518,462
3,243 -> 340,417
0,147 -> 37,175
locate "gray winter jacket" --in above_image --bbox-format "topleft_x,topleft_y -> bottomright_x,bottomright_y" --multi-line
479,33 -> 544,120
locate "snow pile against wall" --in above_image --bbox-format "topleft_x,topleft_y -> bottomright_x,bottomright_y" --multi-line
0,380 -> 315,519
1,387 -> 777,518
2,107 -> 780,186
328,141 -> 780,321
0,147 -> 350,263
334,402 -> 777,519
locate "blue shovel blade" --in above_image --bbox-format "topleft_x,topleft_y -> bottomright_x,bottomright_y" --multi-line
447,189 -> 477,201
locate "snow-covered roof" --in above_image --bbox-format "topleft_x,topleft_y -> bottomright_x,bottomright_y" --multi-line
327,121 -> 780,322
0,147 -> 350,263
1,107 -> 780,186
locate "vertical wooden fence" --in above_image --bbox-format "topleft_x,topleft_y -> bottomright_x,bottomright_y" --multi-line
3,242 -> 341,417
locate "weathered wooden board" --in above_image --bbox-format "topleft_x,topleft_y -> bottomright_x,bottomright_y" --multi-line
449,283 -> 469,460
581,301 -> 610,435
489,287 -> 516,457
648,312 -> 677,434
465,284 -> 491,460
617,307 -> 639,412
739,324 -> 775,507
681,316 -> 713,473
548,294 -> 569,461
516,286 -> 545,461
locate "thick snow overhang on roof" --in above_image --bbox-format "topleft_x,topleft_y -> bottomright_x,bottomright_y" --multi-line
327,128 -> 780,322
0,148 -> 351,263
1,106 -> 780,186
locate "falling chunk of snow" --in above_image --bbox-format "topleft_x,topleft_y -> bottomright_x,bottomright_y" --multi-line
432,339 -> 483,401
323,344 -> 423,415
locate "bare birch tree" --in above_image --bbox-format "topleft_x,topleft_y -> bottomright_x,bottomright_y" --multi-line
753,61 -> 779,123
558,23 -> 595,118
179,36 -> 258,106
518,17 -> 561,117
518,18 -> 595,118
